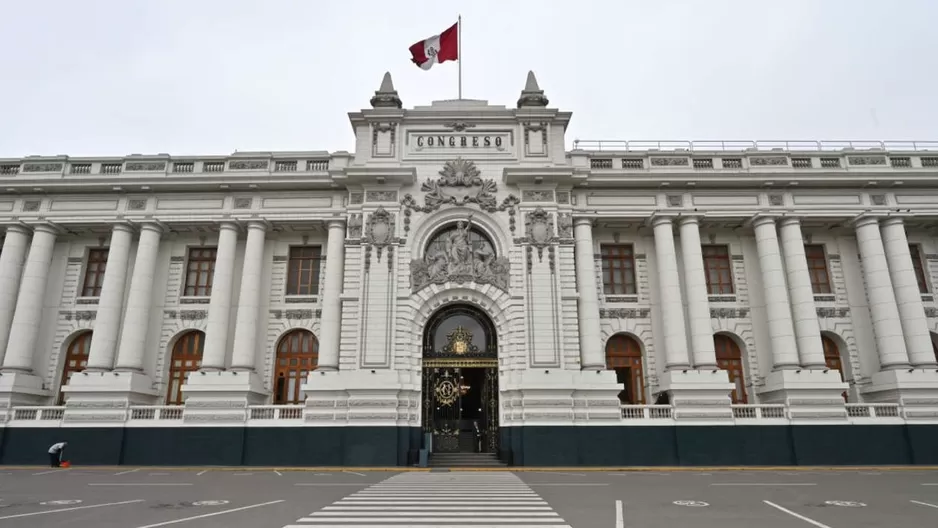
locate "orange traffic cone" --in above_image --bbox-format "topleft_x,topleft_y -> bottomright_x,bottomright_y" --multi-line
60,461 -> 71,468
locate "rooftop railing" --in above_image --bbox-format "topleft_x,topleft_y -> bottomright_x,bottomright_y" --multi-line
572,139 -> 938,153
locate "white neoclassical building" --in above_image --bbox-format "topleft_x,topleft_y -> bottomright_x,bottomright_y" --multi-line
0,71 -> 937,467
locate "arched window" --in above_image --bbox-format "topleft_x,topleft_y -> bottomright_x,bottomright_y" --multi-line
274,330 -> 318,404
605,334 -> 645,405
425,223 -> 496,260
166,330 -> 204,405
59,331 -> 92,404
714,334 -> 748,404
822,334 -> 847,401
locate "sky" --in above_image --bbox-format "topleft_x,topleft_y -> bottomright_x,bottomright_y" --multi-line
1,0 -> 936,158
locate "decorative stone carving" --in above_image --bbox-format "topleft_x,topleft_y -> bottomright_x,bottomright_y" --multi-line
600,308 -> 651,319
768,194 -> 784,206
284,309 -> 314,320
557,213 -> 573,238
407,158 -> 497,212
444,121 -> 475,131
651,157 -> 689,167
366,190 -> 398,202
522,207 -> 556,261
556,191 -> 570,204
750,156 -> 789,166
667,195 -> 683,207
816,307 -> 850,318
710,308 -> 750,319
522,190 -> 554,202
126,162 -> 166,172
233,197 -> 252,209
164,310 -> 207,320
848,156 -> 887,166
228,160 -> 268,170
128,199 -> 147,211
23,200 -> 40,212
517,71 -> 549,108
364,206 -> 395,261
348,214 -> 363,238
350,192 -> 363,205
410,214 -> 509,293
870,194 -> 887,206
62,311 -> 96,321
370,72 -> 402,109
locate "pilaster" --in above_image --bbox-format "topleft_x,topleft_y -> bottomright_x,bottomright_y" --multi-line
0,225 -> 31,365
573,218 -> 603,370
318,219 -> 347,371
651,216 -> 691,370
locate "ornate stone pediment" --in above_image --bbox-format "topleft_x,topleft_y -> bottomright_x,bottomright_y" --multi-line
410,214 -> 510,293
402,158 -> 518,214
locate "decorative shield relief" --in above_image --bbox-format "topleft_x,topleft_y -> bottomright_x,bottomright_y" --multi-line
365,206 -> 394,247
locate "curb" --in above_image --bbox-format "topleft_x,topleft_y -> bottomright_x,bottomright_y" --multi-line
3,465 -> 938,472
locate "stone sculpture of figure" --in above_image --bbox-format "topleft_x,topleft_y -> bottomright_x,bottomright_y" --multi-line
410,213 -> 510,292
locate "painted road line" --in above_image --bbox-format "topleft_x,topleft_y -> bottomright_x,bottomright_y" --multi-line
295,483 -> 374,487
196,470 -> 208,476
134,500 -> 285,528
31,470 -> 61,476
911,500 -> 938,509
89,483 -> 194,486
615,499 -> 624,528
115,468 -> 141,476
712,483 -> 817,486
274,470 -> 283,476
0,499 -> 144,521
333,501 -> 549,506
528,483 -> 609,486
922,483 -> 938,486
344,471 -> 367,477
323,506 -> 554,511
284,526 -> 572,528
763,500 -> 833,528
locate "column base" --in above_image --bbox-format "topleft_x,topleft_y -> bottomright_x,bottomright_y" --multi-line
861,368 -> 938,420
60,371 -> 158,423
181,370 -> 270,423
0,372 -> 50,416
658,369 -> 735,421
757,369 -> 848,422
501,369 -> 622,426
302,369 -> 418,427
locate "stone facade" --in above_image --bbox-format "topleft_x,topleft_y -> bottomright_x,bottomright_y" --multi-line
1,72 -> 938,429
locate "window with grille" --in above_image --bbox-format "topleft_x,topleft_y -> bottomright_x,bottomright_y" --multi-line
600,245 -> 637,295
910,244 -> 929,294
702,245 -> 734,295
58,331 -> 92,404
286,246 -> 322,296
81,249 -> 109,297
714,334 -> 747,403
273,329 -> 319,404
166,331 -> 204,405
605,334 -> 645,404
805,245 -> 832,294
183,248 -> 217,296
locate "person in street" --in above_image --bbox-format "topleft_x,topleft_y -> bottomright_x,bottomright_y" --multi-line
48,442 -> 67,468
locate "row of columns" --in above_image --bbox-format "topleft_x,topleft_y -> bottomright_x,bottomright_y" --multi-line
572,214 -> 938,374
0,219 -> 348,388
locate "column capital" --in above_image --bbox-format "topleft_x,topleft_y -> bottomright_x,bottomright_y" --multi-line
573,217 -> 594,228
109,221 -> 136,234
880,216 -> 906,228
778,216 -> 802,228
325,218 -> 347,230
677,215 -> 702,227
245,219 -> 271,232
649,214 -> 675,228
139,221 -> 168,235
851,214 -> 882,229
747,214 -> 778,229
31,222 -> 64,236
3,223 -> 32,236
216,220 -> 242,233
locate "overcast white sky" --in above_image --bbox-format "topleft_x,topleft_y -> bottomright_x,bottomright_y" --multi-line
1,0 -> 936,158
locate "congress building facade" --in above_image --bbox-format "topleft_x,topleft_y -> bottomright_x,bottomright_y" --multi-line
0,72 -> 937,467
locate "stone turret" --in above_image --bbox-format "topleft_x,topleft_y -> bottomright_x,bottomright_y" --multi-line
517,70 -> 549,108
370,72 -> 403,109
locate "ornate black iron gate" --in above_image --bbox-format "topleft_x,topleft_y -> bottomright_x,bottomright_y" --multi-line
422,362 -> 499,453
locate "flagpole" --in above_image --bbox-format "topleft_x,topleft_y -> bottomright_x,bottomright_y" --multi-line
457,14 -> 462,100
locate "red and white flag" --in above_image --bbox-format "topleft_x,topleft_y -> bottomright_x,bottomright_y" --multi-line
409,22 -> 459,70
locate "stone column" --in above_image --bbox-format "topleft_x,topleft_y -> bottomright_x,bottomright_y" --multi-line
317,219 -> 346,371
114,223 -> 164,372
85,223 -> 134,371
652,216 -> 691,369
881,217 -> 935,367
0,226 -> 31,363
573,218 -> 605,370
678,217 -> 717,369
200,221 -> 240,371
778,218 -> 827,368
2,224 -> 58,372
854,217 -> 909,369
752,216 -> 800,369
230,221 -> 267,371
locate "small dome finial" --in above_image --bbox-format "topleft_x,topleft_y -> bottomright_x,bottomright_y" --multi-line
370,72 -> 402,109
517,70 -> 548,108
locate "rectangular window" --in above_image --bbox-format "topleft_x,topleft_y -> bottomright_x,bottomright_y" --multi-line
910,244 -> 929,294
600,244 -> 637,295
81,248 -> 109,297
183,247 -> 217,297
286,246 -> 323,296
702,245 -> 734,295
805,244 -> 832,294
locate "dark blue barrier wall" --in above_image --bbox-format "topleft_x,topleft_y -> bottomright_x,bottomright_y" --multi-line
1,425 -> 935,466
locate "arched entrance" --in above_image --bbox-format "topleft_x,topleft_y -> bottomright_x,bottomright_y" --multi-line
422,303 -> 499,454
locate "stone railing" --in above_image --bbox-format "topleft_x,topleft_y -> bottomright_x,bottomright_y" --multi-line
619,403 -> 916,424
572,139 -> 938,152
0,157 -> 333,179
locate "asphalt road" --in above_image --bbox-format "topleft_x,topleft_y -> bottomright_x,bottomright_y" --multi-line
0,467 -> 935,527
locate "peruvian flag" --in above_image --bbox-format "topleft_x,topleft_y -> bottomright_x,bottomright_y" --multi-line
409,22 -> 458,70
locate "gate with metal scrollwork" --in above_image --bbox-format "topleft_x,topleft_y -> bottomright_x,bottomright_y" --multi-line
421,304 -> 500,454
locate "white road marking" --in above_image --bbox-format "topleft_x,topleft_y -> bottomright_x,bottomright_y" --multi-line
149,473 -> 169,476
712,483 -> 817,486
0,499 -> 144,520
922,483 -> 938,486
31,470 -> 60,476
528,483 -> 609,486
615,499 -> 624,528
133,499 -> 284,528
284,526 -> 572,528
344,471 -> 366,477
192,500 -> 229,506
274,470 -> 282,476
115,468 -> 141,476
196,470 -> 208,476
314,473 -> 330,476
40,500 -> 82,505
233,473 -> 252,476
295,483 -> 374,486
824,500 -> 865,507
89,483 -> 193,486
545,472 -> 585,476
911,499 -> 938,509
673,500 -> 709,507
763,500 -> 833,528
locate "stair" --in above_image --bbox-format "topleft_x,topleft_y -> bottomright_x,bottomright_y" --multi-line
428,452 -> 507,468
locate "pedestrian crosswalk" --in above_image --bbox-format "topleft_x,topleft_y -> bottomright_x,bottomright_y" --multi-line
283,471 -> 571,527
